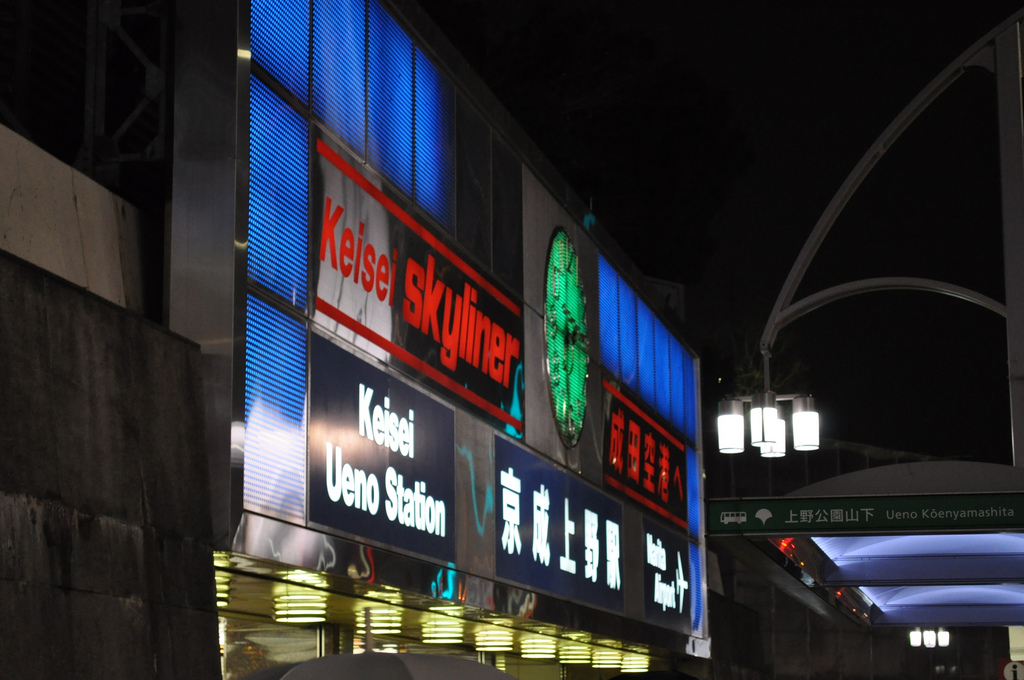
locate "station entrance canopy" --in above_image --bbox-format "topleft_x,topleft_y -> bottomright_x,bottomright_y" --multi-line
707,461 -> 1024,627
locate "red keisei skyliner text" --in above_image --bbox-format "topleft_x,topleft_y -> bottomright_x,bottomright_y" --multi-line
319,195 -> 521,390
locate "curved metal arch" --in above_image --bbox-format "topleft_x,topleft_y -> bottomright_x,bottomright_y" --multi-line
773,277 -> 1007,334
760,8 -> 1024,356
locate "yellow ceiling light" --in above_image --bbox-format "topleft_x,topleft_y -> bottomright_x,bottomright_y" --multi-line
475,629 -> 514,652
281,569 -> 327,588
591,650 -> 622,668
558,644 -> 591,664
521,637 -> 557,659
215,572 -> 231,607
365,587 -> 404,606
273,593 -> 327,624
356,608 -> 402,635
422,619 -> 464,644
620,654 -> 650,673
428,604 -> 465,617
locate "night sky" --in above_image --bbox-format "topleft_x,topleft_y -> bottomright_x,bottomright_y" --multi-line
420,1 -> 1024,466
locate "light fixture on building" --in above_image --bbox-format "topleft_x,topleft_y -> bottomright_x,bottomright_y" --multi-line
620,654 -> 650,673
356,608 -> 402,636
718,394 -> 819,455
558,644 -> 591,664
273,593 -> 327,624
475,629 -> 514,652
422,618 -> 463,644
910,628 -> 950,649
215,572 -> 232,608
591,650 -> 622,668
521,637 -> 557,659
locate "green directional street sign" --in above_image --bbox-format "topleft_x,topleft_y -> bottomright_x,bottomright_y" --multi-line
707,493 -> 1024,535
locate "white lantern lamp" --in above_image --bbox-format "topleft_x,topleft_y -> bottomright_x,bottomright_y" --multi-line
760,417 -> 786,458
751,392 -> 777,447
718,400 -> 745,454
792,396 -> 819,451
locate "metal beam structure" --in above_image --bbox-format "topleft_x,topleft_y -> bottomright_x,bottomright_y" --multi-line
758,9 -> 1024,466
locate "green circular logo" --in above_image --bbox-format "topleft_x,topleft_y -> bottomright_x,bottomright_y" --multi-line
544,228 -> 588,447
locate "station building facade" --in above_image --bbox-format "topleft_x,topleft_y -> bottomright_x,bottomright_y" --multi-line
169,0 -> 709,675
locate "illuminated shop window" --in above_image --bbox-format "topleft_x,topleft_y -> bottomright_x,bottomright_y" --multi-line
598,255 -> 697,445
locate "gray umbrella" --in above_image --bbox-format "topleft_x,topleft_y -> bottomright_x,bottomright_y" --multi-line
251,653 -> 513,680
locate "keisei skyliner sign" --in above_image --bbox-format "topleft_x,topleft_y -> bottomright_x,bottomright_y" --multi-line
312,136 -> 525,437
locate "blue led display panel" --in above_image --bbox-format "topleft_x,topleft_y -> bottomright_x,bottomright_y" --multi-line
413,47 -> 455,230
251,0 -> 310,103
244,294 -> 308,521
689,542 -> 704,634
313,0 -> 366,155
687,446 -> 700,532
598,255 -> 698,447
638,301 -> 655,407
655,319 -> 671,417
368,0 -> 413,196
617,276 -> 638,392
249,76 -> 309,306
669,338 -> 687,440
682,348 -> 697,443
598,256 -> 619,375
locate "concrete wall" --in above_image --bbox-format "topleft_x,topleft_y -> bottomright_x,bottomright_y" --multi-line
0,250 -> 220,680
0,122 -> 145,313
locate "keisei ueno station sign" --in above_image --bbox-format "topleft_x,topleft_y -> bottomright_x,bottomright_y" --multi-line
307,333 -> 456,564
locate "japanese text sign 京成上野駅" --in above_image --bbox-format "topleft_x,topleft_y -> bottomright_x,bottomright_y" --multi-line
494,436 -> 625,612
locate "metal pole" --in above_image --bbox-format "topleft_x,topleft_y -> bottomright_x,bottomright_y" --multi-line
996,23 -> 1024,467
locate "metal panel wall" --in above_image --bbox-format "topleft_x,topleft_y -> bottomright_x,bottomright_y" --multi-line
169,0 -> 245,548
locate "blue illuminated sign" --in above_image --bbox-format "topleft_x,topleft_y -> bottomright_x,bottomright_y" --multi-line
494,437 -> 624,612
